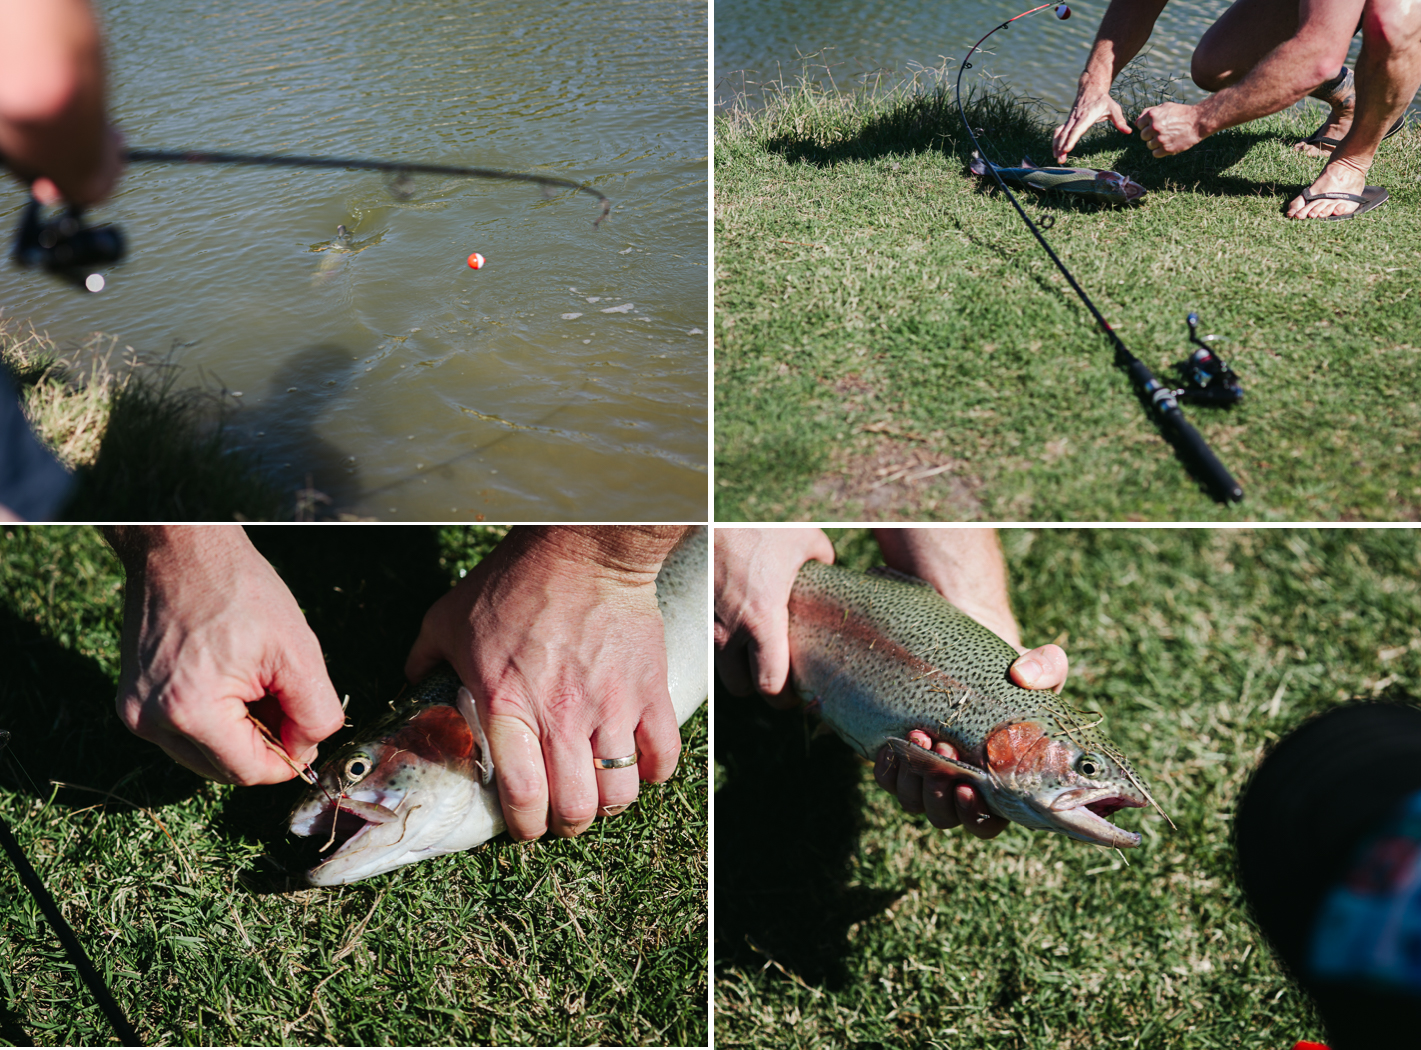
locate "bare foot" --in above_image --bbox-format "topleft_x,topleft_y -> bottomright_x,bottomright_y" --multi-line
1295,67 -> 1354,159
1286,156 -> 1371,220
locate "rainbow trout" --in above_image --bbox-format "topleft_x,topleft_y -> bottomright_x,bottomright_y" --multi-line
288,526 -> 708,885
970,152 -> 1145,205
788,561 -> 1163,848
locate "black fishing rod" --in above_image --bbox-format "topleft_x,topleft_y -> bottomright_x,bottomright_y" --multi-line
0,731 -> 143,1046
6,146 -> 610,292
956,3 -> 1244,504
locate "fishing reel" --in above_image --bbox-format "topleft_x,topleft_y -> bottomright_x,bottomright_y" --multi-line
10,197 -> 126,292
1171,312 -> 1243,407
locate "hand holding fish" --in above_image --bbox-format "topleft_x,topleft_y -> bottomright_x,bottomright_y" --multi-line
404,526 -> 689,841
1136,102 -> 1205,157
104,525 -> 345,785
866,528 -> 1070,835
873,646 -> 1070,838
714,528 -> 836,707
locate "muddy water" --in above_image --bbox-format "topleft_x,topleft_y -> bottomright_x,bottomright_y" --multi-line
3,0 -> 708,521
716,0 -> 1402,118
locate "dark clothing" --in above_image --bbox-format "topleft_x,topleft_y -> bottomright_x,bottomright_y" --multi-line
0,365 -> 73,519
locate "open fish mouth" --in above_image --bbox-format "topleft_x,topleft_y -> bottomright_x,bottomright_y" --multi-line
290,791 -> 403,861
1049,787 -> 1146,846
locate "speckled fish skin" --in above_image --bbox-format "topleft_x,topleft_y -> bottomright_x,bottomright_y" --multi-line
970,152 -> 1146,205
787,560 -> 1151,848
289,526 -> 709,885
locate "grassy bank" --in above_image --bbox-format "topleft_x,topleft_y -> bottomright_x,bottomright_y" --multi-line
715,527 -> 1421,1047
715,72 -> 1421,520
0,526 -> 708,1046
1,319 -> 288,520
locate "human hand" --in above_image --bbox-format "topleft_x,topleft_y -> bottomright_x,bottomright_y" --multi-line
405,526 -> 687,841
873,643 -> 1071,836
1052,81 -> 1131,162
714,528 -> 835,708
107,525 -> 344,785
1136,102 -> 1204,157
29,120 -> 123,207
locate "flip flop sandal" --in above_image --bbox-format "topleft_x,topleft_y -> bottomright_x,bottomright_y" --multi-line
1299,184 -> 1388,220
1298,114 -> 1406,152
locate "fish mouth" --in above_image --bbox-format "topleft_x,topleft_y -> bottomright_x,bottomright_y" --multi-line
290,792 -> 398,872
1123,182 -> 1146,202
1048,787 -> 1146,847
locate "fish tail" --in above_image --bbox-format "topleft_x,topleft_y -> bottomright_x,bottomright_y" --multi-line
969,151 -> 990,177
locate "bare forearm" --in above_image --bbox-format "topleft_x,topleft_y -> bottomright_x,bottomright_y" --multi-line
0,0 -> 110,202
1194,35 -> 1342,137
504,526 -> 690,582
102,524 -> 252,574
871,528 -> 1019,646
1079,0 -> 1172,90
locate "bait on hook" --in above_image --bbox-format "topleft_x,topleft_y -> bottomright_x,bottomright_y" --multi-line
954,3 -> 1244,503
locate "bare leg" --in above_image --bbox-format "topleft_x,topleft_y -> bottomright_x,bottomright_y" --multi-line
1288,0 -> 1421,219
1192,0 -> 1303,90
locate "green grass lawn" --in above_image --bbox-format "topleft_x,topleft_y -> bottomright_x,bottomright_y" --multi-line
715,73 -> 1421,521
0,526 -> 707,1046
715,527 -> 1421,1048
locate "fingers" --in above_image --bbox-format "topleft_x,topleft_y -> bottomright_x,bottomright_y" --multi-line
267,648 -> 344,767
875,732 -> 1002,836
956,784 -> 1008,839
1108,98 -> 1132,135
543,731 -> 599,838
485,711 -> 550,840
1010,644 -> 1070,694
590,723 -> 641,818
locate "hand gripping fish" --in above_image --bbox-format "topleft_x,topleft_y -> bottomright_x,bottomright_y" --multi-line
289,526 -> 708,885
788,561 -> 1168,848
970,152 -> 1145,206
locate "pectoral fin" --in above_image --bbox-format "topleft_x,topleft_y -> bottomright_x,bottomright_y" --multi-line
456,686 -> 495,785
885,737 -> 990,787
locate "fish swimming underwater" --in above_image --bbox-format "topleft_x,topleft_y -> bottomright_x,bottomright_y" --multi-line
970,152 -> 1146,206
289,526 -> 709,885
787,561 -> 1165,848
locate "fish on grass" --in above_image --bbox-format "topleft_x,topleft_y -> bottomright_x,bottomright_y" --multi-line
289,526 -> 709,886
788,561 -> 1169,848
970,152 -> 1146,205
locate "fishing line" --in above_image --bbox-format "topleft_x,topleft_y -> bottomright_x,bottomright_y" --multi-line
955,4 -> 1243,504
5,146 -> 611,291
0,731 -> 144,1047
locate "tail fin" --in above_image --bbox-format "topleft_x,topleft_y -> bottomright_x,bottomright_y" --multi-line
969,151 -> 989,176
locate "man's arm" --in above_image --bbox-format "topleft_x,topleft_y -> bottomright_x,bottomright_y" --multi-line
0,0 -> 122,206
1053,0 -> 1171,161
1136,0 -> 1362,156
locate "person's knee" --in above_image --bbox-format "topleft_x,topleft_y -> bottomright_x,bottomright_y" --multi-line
1190,45 -> 1230,92
1363,0 -> 1421,57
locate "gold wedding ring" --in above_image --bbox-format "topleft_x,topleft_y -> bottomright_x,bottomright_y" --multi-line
593,752 -> 638,770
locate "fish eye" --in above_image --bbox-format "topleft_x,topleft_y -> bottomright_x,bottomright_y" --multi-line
343,753 -> 373,783
1076,753 -> 1107,779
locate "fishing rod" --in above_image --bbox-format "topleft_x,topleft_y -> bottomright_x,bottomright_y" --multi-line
956,4 -> 1244,504
7,147 -> 611,292
0,731 -> 143,1046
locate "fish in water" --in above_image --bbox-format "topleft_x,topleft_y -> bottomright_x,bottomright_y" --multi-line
787,561 -> 1166,848
289,526 -> 709,885
970,152 -> 1146,205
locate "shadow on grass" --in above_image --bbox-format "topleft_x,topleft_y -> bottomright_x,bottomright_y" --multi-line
714,682 -> 904,990
761,85 -> 1285,202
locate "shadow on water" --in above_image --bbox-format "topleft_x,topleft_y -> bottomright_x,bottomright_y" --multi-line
0,528 -> 458,882
230,343 -> 363,512
714,681 -> 905,991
